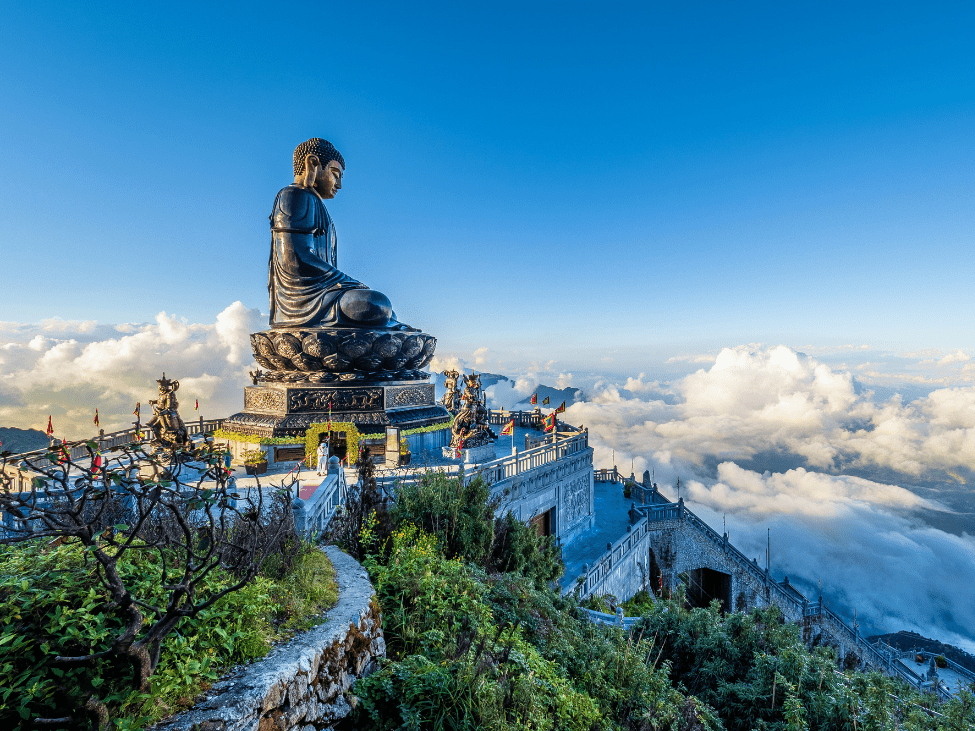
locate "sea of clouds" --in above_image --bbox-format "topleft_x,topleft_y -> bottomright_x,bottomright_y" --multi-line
2,306 -> 973,652
449,344 -> 975,653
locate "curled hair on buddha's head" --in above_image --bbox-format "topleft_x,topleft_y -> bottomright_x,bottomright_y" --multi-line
293,138 -> 345,175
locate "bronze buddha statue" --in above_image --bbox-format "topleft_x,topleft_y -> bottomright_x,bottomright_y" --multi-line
250,137 -> 437,383
268,138 -> 410,330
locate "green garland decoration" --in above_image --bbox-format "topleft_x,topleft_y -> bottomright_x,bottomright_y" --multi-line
304,422 -> 361,466
212,429 -> 303,446
400,418 -> 453,437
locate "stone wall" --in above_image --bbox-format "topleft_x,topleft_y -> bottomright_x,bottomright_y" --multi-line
488,447 -> 595,547
153,546 -> 383,731
645,511 -> 803,622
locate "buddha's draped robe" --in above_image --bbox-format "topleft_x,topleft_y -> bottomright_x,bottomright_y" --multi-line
268,185 -> 366,327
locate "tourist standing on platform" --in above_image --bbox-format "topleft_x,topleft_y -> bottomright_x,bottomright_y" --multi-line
316,440 -> 328,475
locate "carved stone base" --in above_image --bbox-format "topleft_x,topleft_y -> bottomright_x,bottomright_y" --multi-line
222,378 -> 451,438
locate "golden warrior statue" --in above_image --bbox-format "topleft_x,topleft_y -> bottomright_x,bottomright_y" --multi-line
146,374 -> 189,452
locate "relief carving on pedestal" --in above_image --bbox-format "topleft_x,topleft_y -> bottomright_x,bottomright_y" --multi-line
288,388 -> 383,413
244,389 -> 287,413
388,384 -> 435,407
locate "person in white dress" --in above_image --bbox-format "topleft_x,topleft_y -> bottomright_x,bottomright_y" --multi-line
316,440 -> 328,475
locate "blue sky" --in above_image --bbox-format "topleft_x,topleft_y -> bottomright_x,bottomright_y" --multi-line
2,1 -> 974,360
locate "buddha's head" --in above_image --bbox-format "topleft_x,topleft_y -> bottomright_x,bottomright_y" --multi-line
293,138 -> 345,199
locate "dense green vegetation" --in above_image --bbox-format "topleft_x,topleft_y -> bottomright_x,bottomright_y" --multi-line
0,538 -> 337,729
342,471 -> 975,731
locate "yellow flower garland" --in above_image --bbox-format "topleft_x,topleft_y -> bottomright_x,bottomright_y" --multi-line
304,421 -> 361,466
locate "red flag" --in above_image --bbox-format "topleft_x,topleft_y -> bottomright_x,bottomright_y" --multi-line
133,402 -> 141,417
93,408 -> 99,427
92,451 -> 103,472
194,399 -> 199,411
530,393 -> 537,405
500,419 -> 514,436
543,413 -> 556,432
46,416 -> 54,437
556,401 -> 566,414
456,437 -> 464,459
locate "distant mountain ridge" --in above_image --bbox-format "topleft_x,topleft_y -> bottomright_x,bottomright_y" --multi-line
0,427 -> 48,454
477,372 -> 510,389
522,384 -> 581,409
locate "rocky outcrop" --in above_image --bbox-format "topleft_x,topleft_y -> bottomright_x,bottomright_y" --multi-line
152,546 -> 383,731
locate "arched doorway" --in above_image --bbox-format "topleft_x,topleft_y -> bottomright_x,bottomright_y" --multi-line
319,430 -> 348,462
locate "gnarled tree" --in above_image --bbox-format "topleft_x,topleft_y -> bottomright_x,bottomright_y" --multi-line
0,436 -> 295,727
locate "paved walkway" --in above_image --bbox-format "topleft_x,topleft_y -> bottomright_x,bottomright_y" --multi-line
560,478 -> 634,592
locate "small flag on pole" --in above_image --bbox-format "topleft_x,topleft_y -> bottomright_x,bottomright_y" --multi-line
543,413 -> 556,432
46,416 -> 54,437
556,401 -> 566,414
194,399 -> 199,411
93,408 -> 99,427
456,437 -> 464,459
500,418 -> 514,436
92,451 -> 103,472
530,393 -> 537,405
542,396 -> 550,405
133,402 -> 141,417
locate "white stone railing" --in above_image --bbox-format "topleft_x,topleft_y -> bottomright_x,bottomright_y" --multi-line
572,515 -> 651,600
2,419 -> 225,469
580,606 -> 643,629
287,457 -> 346,537
473,431 -> 589,488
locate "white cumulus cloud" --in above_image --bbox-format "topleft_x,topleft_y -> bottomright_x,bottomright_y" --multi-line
0,303 -> 263,437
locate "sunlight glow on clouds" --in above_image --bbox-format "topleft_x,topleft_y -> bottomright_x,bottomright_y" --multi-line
0,303 -> 262,436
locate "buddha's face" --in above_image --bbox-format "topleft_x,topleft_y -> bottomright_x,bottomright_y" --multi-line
315,160 -> 344,199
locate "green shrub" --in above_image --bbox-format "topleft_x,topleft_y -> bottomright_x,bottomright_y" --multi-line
353,524 -> 718,731
242,448 -> 268,465
270,547 -> 339,632
489,511 -> 563,587
387,470 -> 562,586
0,538 -> 337,729
389,471 -> 495,566
621,590 -> 655,617
356,526 -> 604,730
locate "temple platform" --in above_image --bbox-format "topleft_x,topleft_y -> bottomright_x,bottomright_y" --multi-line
222,378 -> 450,438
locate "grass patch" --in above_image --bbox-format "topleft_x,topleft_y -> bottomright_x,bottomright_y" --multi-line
270,547 -> 339,633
